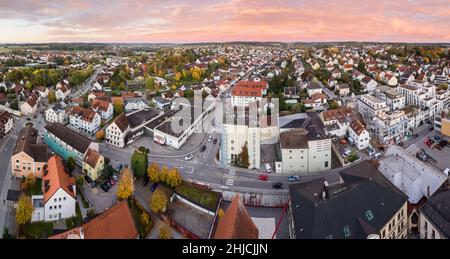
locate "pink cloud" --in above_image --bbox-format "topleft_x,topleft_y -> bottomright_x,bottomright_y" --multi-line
0,0 -> 449,43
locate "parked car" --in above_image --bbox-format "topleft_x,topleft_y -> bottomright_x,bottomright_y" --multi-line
213,138 -> 218,144
258,174 -> 269,181
200,145 -> 207,152
112,175 -> 119,181
100,183 -> 110,192
90,181 -> 98,188
272,182 -> 283,189
288,175 -> 300,182
151,183 -> 159,192
429,127 -> 434,131
105,181 -> 112,188
413,133 -> 419,138
264,163 -> 272,173
208,136 -> 213,142
185,154 -> 194,161
109,179 -> 116,186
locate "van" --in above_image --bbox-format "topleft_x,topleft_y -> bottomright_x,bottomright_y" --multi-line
265,163 -> 272,173
444,168 -> 449,176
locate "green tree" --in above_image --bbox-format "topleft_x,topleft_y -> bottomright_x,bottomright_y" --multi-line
76,175 -> 85,190
10,100 -> 19,111
131,150 -> 148,178
184,89 -> 194,98
150,189 -> 167,214
16,195 -> 33,226
66,156 -> 76,172
330,101 -> 340,109
357,60 -> 367,74
145,77 -> 155,89
21,174 -> 36,192
113,102 -> 124,116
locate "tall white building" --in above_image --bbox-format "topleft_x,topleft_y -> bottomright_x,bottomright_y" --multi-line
68,106 -> 101,135
230,81 -> 267,107
45,102 -> 68,124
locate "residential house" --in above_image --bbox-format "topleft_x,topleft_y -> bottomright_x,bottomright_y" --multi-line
82,148 -> 104,181
152,96 -> 172,111
320,107 -> 354,137
231,83 -> 263,107
124,99 -> 149,113
0,110 -> 13,137
45,102 -> 68,124
306,82 -> 323,97
68,106 -> 101,135
56,85 -> 71,101
21,93 -> 39,115
31,155 -> 76,222
361,76 -> 377,92
331,69 -> 341,79
303,93 -> 327,110
386,74 -> 398,86
91,99 -> 113,121
336,83 -> 350,96
348,119 -> 370,150
44,123 -> 99,166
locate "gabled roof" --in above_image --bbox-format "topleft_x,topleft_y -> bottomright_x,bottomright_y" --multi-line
45,123 -> 93,154
349,119 -> 366,136
69,106 -> 98,123
13,125 -> 48,162
111,113 -> 129,133
91,99 -> 111,112
82,201 -> 138,239
43,155 -> 76,203
214,195 -> 259,239
420,190 -> 450,238
83,148 -> 102,169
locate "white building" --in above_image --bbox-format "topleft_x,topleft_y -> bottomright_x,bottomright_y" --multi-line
231,82 -> 265,107
55,85 -> 71,101
91,99 -> 113,121
105,113 -> 130,148
373,85 -> 406,111
0,111 -> 13,136
278,113 -> 331,174
398,83 -> 445,120
45,102 -> 68,124
348,119 -> 370,150
68,107 -> 101,135
358,94 -> 389,119
31,155 -> 76,222
124,99 -> 149,113
21,94 -> 39,116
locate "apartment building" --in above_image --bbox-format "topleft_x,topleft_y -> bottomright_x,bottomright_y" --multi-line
357,94 -> 389,119
45,102 -> 68,124
68,106 -> 101,135
91,99 -> 113,121
373,85 -> 406,111
372,109 -> 409,145
398,83 -> 444,120
419,190 -> 449,239
288,161 -> 408,239
0,110 -> 13,137
231,82 -> 264,107
44,123 -> 99,166
435,110 -> 450,137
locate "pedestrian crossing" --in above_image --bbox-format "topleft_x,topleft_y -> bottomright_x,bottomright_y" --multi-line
229,170 -> 236,176
225,179 -> 234,186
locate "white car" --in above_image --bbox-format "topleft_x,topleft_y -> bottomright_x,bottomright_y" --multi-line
208,136 -> 213,142
185,154 -> 194,161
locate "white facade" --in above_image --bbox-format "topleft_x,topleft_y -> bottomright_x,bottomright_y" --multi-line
69,113 -> 101,135
221,124 -> 261,169
45,107 -> 68,124
56,87 -> 71,101
106,121 -> 129,148
348,123 -> 370,150
43,188 -> 76,222
124,100 -> 149,112
231,95 -> 262,107
357,94 -> 389,119
92,103 -> 113,121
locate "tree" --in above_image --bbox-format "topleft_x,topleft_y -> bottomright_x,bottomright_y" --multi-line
165,168 -> 182,188
16,195 -> 33,226
159,224 -> 172,239
147,162 -> 161,183
145,77 -> 155,89
238,143 -> 250,168
192,71 -> 200,81
217,208 -> 225,219
131,150 -> 148,178
141,212 -> 150,226
116,167 -> 134,200
76,175 -> 84,190
160,166 -> 169,184
48,90 -> 56,103
330,101 -> 340,110
150,189 -> 167,214
184,89 -> 194,98
175,72 -> 182,81
66,156 -> 76,172
21,174 -> 36,191
113,102 -> 124,116
95,130 -> 105,140
357,60 -> 367,74
10,100 -> 19,111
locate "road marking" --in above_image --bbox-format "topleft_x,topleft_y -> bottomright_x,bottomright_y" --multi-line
229,170 -> 236,176
225,179 -> 234,186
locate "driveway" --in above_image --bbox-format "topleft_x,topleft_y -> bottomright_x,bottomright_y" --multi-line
81,182 -> 118,214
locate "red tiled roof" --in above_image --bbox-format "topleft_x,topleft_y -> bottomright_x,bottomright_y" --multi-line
43,155 -> 76,203
214,195 -> 259,239
91,99 -> 111,112
350,119 -> 366,136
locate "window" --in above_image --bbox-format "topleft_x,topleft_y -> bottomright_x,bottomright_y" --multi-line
49,206 -> 52,210
59,205 -> 62,209
325,161 -> 329,167
59,198 -> 61,202
54,198 -> 57,202
49,215 -> 52,219
397,213 -> 400,220
63,197 -> 66,201
382,230 -> 386,238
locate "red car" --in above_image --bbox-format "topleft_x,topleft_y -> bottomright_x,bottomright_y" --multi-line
109,179 -> 117,186
258,174 -> 269,181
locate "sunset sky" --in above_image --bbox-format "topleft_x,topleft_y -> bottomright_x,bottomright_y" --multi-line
1,0 -> 449,43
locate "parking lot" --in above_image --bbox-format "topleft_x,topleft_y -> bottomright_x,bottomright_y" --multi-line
406,130 -> 450,171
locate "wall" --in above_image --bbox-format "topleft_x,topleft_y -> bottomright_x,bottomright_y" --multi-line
419,213 -> 447,239
441,118 -> 450,137
44,188 -> 76,222
222,190 -> 289,207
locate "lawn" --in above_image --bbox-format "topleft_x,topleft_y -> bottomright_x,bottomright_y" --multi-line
25,179 -> 42,196
174,183 -> 220,211
22,222 -> 54,239
129,199 -> 154,238
65,203 -> 83,229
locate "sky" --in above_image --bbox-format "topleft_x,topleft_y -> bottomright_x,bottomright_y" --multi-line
0,0 -> 449,43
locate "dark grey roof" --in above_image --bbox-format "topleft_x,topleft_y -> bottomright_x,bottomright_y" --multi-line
420,190 -> 450,238
45,123 -> 92,154
6,190 -> 21,202
289,161 -> 407,239
127,108 -> 162,129
13,125 -> 48,162
153,96 -> 171,104
281,118 -> 308,129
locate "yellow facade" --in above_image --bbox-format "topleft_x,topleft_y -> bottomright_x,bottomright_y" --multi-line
82,155 -> 105,181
